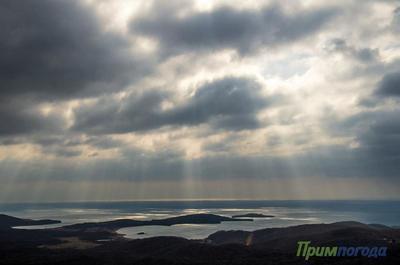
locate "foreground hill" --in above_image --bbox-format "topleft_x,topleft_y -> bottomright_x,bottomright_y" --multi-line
207,221 -> 400,250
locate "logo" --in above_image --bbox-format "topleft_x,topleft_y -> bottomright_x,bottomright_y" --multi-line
296,241 -> 387,260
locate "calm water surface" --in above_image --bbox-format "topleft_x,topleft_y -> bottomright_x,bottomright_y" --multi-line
1,200 -> 399,239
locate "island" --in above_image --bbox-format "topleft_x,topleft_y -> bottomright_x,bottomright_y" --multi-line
232,213 -> 274,218
62,213 -> 252,231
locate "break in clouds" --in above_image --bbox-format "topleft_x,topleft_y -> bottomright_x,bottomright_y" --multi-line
0,0 -> 400,201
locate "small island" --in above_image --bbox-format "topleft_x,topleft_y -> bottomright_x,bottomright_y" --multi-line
232,213 -> 274,218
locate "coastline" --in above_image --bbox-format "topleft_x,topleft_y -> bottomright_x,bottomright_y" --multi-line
1,212 -> 400,264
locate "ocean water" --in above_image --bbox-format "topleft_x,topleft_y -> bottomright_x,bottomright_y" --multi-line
0,200 -> 399,239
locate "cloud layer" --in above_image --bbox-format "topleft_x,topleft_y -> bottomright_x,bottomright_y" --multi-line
1,0 -> 400,201
73,77 -> 268,133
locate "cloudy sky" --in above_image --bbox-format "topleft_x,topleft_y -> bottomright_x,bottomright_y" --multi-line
1,0 -> 400,202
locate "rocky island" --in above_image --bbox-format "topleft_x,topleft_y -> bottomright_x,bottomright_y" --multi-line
232,213 -> 275,218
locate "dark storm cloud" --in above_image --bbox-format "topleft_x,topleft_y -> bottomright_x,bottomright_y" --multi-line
164,78 -> 267,130
375,72 -> 400,97
0,0 -> 151,138
345,112 -> 400,178
130,4 -> 338,55
356,61 -> 400,107
341,70 -> 400,176
0,0 -> 147,100
73,77 -> 269,134
0,99 -> 63,136
355,111 -> 400,158
73,89 -> 168,133
323,109 -> 400,178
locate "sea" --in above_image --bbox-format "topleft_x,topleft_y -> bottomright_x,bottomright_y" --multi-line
0,200 -> 399,240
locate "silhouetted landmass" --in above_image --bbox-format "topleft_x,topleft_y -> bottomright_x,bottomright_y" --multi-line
232,213 -> 274,218
63,213 -> 251,231
0,214 -> 60,228
0,213 -> 399,265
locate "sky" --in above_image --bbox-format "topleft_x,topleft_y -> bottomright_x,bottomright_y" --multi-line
1,0 -> 400,202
